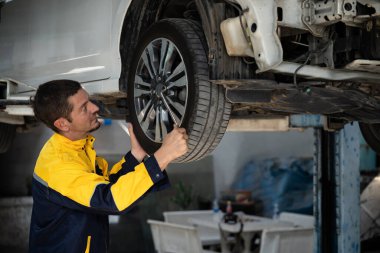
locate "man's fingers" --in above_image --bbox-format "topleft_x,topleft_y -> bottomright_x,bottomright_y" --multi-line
173,127 -> 188,140
126,124 -> 136,153
127,123 -> 136,139
176,127 -> 186,134
172,124 -> 186,132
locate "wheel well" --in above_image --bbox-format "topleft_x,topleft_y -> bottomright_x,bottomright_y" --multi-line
119,0 -> 202,92
119,0 -> 255,92
160,0 -> 200,20
119,0 -> 159,92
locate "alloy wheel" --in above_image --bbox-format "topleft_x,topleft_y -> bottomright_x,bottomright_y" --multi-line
133,38 -> 189,143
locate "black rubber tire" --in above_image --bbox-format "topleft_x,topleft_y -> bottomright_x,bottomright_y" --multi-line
0,123 -> 16,153
127,18 -> 231,162
359,123 -> 380,154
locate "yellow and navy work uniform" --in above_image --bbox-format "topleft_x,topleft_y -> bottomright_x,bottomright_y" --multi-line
29,133 -> 169,253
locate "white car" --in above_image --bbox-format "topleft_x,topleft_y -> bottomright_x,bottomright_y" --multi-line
0,0 -> 380,160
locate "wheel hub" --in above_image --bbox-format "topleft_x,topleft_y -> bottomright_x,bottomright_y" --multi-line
154,83 -> 164,98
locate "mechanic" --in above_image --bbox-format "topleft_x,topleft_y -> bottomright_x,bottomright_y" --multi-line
28,80 -> 188,253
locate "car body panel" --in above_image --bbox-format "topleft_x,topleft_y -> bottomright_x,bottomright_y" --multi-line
0,0 -> 132,90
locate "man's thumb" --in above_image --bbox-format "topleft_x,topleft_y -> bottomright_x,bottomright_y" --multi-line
127,123 -> 134,136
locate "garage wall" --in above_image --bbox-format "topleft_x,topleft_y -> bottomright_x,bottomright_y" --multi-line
211,129 -> 315,196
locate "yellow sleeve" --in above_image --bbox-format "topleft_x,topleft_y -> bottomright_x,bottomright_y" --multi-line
108,152 -> 141,183
47,156 -> 165,213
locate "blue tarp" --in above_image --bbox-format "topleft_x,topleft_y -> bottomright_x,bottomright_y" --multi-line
232,157 -> 314,217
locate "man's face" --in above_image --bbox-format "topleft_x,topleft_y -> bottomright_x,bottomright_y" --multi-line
67,88 -> 100,137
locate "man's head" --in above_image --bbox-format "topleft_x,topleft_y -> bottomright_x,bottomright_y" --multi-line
33,80 -> 100,140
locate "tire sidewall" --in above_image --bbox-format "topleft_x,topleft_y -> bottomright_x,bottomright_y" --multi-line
0,123 -> 16,153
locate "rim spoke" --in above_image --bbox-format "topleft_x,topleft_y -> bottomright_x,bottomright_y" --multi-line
164,43 -> 175,76
166,62 -> 185,83
160,108 -> 169,138
134,88 -> 150,97
142,49 -> 155,79
141,104 -> 155,133
166,96 -> 185,117
135,75 -> 152,89
137,99 -> 152,123
166,75 -> 188,90
134,75 -> 151,97
147,43 -> 158,77
155,106 -> 161,142
161,94 -> 180,126
159,39 -> 169,75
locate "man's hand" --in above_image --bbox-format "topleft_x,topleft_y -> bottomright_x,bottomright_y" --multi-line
128,123 -> 147,162
154,126 -> 188,170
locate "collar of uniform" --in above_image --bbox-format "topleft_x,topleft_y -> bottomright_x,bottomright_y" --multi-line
52,133 -> 95,151
85,135 -> 96,149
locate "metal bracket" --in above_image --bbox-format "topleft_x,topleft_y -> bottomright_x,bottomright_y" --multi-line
301,0 -> 357,37
233,0 -> 283,72
302,0 -> 332,36
0,79 -> 35,116
0,79 -> 35,100
309,36 -> 335,67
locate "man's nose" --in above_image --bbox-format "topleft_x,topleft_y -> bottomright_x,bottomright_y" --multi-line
89,101 -> 99,113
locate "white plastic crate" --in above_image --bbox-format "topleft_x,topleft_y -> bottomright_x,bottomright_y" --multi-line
147,219 -> 217,253
163,210 -> 221,246
260,227 -> 314,253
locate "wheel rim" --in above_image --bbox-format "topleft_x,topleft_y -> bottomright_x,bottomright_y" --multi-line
133,38 -> 189,143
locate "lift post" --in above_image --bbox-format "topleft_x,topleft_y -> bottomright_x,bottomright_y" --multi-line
289,115 -> 361,253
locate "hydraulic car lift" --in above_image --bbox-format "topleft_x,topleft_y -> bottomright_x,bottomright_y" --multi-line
290,115 -> 360,253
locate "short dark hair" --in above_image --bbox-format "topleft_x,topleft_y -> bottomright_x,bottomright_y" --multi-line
32,80 -> 82,132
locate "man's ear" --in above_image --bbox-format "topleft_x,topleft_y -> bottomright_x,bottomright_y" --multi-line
54,117 -> 70,132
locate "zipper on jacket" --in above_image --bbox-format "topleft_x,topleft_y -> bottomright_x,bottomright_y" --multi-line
85,236 -> 91,253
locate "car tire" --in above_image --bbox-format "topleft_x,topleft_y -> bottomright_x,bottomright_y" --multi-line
0,123 -> 16,153
359,123 -> 380,154
127,18 -> 231,162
